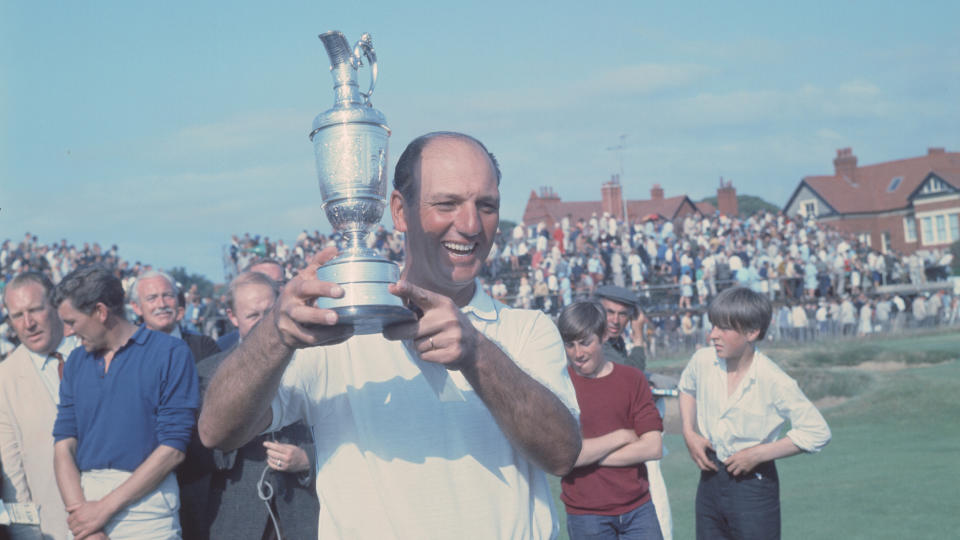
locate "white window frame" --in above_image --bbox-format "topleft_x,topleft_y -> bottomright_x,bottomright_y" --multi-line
801,200 -> 817,217
857,232 -> 872,247
916,210 -> 960,245
904,217 -> 917,242
921,217 -> 934,245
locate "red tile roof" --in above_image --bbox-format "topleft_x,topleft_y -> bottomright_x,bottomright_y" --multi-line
800,150 -> 960,214
522,192 -> 703,225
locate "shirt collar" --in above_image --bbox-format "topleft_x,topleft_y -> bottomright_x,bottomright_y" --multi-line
28,335 -> 78,369
131,324 -> 151,345
712,347 -> 760,384
459,279 -> 499,322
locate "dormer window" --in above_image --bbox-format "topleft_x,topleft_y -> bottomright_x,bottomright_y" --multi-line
887,176 -> 902,192
921,177 -> 949,195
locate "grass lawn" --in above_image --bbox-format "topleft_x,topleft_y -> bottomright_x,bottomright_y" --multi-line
551,332 -> 960,539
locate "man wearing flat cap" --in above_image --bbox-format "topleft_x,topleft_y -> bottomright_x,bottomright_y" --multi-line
595,285 -> 647,371
594,284 -> 674,539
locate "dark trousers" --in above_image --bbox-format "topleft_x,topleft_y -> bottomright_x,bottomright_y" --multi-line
696,450 -> 780,540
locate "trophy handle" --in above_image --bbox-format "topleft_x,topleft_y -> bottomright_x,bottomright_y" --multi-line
352,33 -> 378,104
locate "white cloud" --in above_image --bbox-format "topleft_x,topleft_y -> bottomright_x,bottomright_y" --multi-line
816,128 -> 844,140
838,81 -> 881,97
572,63 -> 714,96
457,62 -> 712,115
152,109 -> 312,161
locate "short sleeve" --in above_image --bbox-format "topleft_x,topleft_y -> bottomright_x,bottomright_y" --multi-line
630,371 -> 663,435
269,346 -> 327,432
677,350 -> 704,396
506,311 -> 580,423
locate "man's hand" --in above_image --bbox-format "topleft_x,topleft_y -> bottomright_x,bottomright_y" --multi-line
723,438 -> 803,476
66,500 -> 114,540
383,280 -> 479,370
682,430 -> 718,472
272,247 -> 355,349
264,440 -> 311,473
724,445 -> 765,476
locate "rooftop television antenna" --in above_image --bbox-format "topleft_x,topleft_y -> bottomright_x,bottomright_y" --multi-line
606,134 -> 629,221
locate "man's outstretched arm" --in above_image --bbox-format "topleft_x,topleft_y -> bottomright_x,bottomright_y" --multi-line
198,248 -> 354,450
462,336 -> 582,476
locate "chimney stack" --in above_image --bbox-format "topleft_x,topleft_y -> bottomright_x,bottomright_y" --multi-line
601,174 -> 624,220
833,148 -> 858,181
928,147 -> 945,155
650,183 -> 664,200
716,177 -> 738,217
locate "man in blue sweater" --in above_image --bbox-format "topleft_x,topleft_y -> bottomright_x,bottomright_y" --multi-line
52,265 -> 199,540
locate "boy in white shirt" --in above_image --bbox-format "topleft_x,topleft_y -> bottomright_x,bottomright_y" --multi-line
678,286 -> 831,539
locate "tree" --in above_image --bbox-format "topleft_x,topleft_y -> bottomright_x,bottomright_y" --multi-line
699,194 -> 780,217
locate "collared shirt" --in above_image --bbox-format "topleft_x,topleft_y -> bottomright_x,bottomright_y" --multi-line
678,347 -> 830,462
27,335 -> 79,404
53,326 -> 199,472
269,281 -> 579,539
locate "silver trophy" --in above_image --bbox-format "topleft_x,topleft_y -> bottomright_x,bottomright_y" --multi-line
310,31 -> 415,334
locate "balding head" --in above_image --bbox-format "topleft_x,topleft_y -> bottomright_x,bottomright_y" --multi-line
393,131 -> 501,204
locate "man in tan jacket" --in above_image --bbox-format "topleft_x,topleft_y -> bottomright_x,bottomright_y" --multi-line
0,272 -> 77,540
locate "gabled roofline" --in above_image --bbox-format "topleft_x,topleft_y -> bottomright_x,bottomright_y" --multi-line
674,196 -> 703,219
783,178 -> 838,215
906,171 -> 959,202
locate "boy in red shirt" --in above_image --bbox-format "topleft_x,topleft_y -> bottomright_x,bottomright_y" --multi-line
559,301 -> 664,539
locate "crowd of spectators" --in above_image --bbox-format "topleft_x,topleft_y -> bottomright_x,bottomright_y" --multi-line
220,210 -> 959,359
0,233 -> 225,359
4,209 -> 958,361
481,211 -> 959,357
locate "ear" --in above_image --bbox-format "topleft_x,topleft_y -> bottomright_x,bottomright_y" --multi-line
389,189 -> 409,233
745,328 -> 762,343
226,308 -> 239,329
94,302 -> 110,323
176,306 -> 185,322
131,301 -> 144,317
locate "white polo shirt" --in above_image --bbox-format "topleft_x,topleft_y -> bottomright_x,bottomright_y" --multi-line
270,284 -> 579,539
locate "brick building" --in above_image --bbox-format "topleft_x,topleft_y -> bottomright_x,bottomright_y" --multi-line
784,147 -> 960,254
521,175 -> 738,228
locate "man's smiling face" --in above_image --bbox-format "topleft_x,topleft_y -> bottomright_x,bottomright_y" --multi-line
392,136 -> 500,306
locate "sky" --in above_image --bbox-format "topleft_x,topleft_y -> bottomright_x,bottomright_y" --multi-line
3,1 -> 958,281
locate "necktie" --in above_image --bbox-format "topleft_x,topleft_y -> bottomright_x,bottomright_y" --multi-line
51,352 -> 65,380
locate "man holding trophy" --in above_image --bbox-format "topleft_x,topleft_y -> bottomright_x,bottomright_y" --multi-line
199,31 -> 581,539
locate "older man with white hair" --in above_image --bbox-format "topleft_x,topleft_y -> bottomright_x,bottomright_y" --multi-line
130,270 -> 219,362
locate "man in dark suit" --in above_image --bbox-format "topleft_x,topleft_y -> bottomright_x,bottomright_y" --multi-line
195,271 -> 317,539
130,271 -> 220,361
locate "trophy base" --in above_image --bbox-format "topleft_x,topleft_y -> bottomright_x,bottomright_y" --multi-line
329,304 -> 417,335
315,254 -> 417,335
